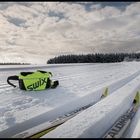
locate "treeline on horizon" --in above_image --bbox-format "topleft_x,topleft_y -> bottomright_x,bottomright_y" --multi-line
47,53 -> 140,64
0,62 -> 30,65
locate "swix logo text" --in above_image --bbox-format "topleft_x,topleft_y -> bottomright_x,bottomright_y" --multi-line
27,78 -> 48,90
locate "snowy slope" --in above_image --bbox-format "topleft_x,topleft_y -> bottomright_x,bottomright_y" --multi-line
0,62 -> 140,138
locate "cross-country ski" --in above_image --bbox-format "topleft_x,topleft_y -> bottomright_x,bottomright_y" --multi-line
13,90 -> 108,138
103,92 -> 140,138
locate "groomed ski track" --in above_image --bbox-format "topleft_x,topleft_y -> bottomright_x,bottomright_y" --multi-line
0,62 -> 140,138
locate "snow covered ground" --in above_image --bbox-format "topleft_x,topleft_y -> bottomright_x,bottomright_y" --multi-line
0,62 -> 140,138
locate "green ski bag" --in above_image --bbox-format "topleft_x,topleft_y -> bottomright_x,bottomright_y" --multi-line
7,70 -> 59,91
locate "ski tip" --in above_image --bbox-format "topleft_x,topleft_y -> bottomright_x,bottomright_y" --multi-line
133,91 -> 140,106
101,87 -> 108,99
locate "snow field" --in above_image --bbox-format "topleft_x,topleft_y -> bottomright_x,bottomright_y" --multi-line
9,64 -> 140,138
12,67 -> 140,138
0,62 -> 140,138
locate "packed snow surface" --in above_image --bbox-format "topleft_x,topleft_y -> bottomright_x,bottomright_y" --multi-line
0,62 -> 140,138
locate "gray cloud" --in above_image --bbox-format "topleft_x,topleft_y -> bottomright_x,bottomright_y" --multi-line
6,16 -> 27,27
0,2 -> 140,64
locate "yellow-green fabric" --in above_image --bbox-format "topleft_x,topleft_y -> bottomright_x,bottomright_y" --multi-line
19,71 -> 51,91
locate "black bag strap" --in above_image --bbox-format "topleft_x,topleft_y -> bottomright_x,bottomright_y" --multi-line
37,70 -> 53,76
7,75 -> 19,88
37,70 -> 47,73
20,72 -> 34,76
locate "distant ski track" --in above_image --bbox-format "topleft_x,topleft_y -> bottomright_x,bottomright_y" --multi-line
54,64 -> 132,81
0,63 -> 94,72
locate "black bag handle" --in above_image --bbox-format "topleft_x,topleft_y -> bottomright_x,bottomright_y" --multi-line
7,75 -> 19,88
37,70 -> 53,76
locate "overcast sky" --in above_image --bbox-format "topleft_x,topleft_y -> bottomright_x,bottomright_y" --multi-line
0,2 -> 140,64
